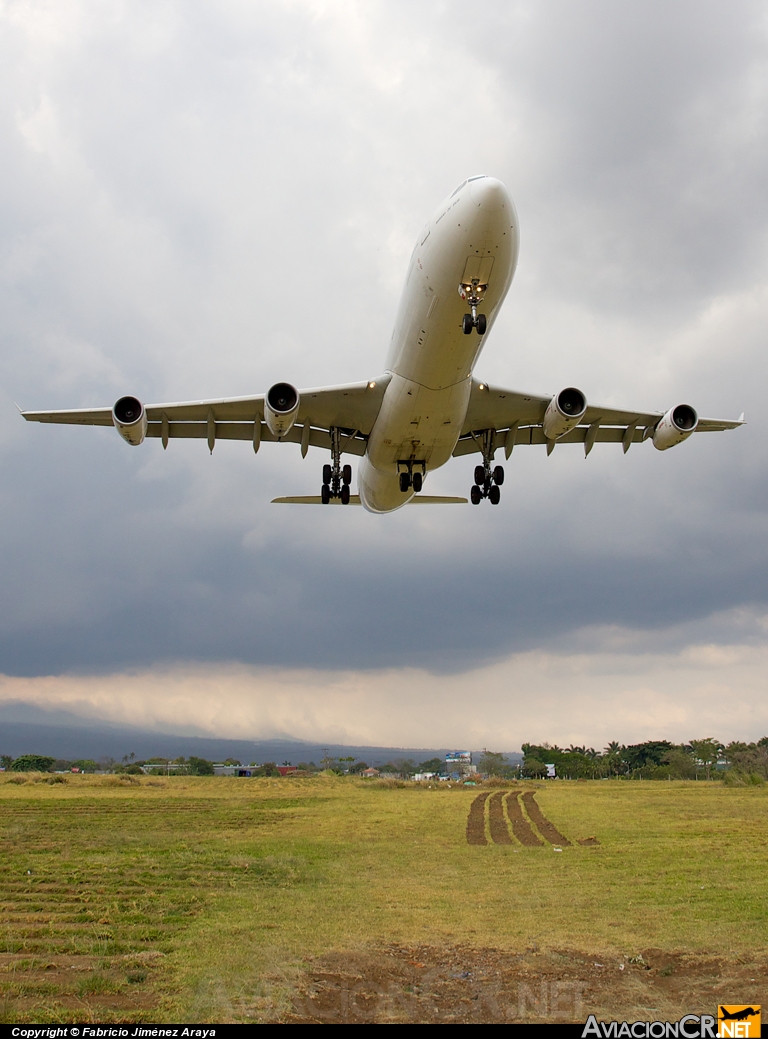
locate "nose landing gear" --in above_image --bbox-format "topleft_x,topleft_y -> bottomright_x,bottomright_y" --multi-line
321,428 -> 353,504
459,279 -> 488,335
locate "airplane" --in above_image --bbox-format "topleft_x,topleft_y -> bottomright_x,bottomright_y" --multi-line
21,175 -> 744,514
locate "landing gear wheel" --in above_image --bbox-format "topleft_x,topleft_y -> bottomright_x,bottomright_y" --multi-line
321,484 -> 331,504
474,465 -> 486,487
493,465 -> 504,486
489,485 -> 501,505
476,314 -> 487,335
340,485 -> 350,505
399,471 -> 411,493
322,464 -> 332,485
462,314 -> 474,335
342,464 -> 352,485
470,484 -> 482,505
412,471 -> 423,493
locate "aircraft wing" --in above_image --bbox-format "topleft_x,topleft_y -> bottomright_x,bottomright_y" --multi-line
21,376 -> 392,457
456,379 -> 744,457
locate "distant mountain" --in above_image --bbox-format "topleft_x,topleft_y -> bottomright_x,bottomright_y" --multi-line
0,700 -> 522,765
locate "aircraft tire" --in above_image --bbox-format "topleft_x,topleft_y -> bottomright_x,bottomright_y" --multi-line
470,485 -> 482,505
493,465 -> 505,486
489,485 -> 501,505
462,314 -> 473,335
321,484 -> 331,504
342,464 -> 352,485
399,472 -> 411,493
474,465 -> 485,486
341,485 -> 350,505
412,472 -> 423,493
322,464 -> 332,485
477,314 -> 487,335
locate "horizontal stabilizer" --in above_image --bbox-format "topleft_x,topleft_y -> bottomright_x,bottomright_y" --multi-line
407,495 -> 467,504
271,494 -> 467,505
272,495 -> 362,505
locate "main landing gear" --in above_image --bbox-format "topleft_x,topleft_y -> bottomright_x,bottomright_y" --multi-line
321,427 -> 352,504
459,277 -> 488,335
470,431 -> 503,504
398,461 -> 425,494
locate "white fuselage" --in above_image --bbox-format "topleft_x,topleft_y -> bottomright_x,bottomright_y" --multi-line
358,177 -> 519,513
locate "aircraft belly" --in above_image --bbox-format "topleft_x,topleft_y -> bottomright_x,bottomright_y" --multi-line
366,375 -> 470,474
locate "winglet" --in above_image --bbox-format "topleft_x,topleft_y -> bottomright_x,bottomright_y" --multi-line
739,412 -> 745,423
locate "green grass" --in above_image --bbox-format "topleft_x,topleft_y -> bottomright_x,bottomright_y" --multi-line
1,774 -> 766,1022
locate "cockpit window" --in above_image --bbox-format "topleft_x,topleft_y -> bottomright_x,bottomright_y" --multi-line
467,174 -> 487,182
450,180 -> 467,198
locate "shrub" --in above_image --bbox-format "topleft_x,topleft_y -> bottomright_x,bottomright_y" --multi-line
11,755 -> 55,773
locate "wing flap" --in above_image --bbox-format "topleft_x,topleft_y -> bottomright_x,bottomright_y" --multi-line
145,422 -> 367,455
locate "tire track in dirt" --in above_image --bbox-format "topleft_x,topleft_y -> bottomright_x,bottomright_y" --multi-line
487,792 -> 513,844
504,792 -> 544,846
521,791 -> 571,846
466,792 -> 490,845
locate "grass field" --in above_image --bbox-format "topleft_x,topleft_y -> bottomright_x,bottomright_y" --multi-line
1,773 -> 766,1023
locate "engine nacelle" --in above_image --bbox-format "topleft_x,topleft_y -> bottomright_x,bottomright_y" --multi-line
265,382 -> 300,437
653,404 -> 698,451
112,396 -> 147,446
542,387 -> 588,439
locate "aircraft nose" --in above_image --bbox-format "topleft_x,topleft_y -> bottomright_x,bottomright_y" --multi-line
469,176 -> 510,211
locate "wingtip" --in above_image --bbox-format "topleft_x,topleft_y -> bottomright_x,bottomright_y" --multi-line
739,412 -> 745,423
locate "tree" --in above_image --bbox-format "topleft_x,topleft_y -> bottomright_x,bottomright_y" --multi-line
622,741 -> 674,772
660,748 -> 697,779
70,759 -> 98,773
1,755 -> 13,770
187,756 -> 215,776
418,758 -> 445,774
478,751 -> 507,776
347,761 -> 369,774
689,738 -> 723,780
224,758 -> 242,766
522,758 -> 547,778
11,755 -> 55,772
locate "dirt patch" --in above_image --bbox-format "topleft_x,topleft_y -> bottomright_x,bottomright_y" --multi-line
466,793 -> 489,845
505,793 -> 544,846
578,836 -> 601,847
0,952 -> 163,1021
522,791 -> 571,846
283,944 -> 768,1024
488,792 -> 513,845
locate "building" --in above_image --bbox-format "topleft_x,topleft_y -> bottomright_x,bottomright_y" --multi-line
445,751 -> 477,778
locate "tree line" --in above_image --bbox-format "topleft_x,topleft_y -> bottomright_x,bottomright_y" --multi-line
4,740 -> 768,782
515,738 -> 768,782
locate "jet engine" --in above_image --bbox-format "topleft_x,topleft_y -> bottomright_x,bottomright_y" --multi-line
542,387 -> 588,439
265,382 -> 300,437
653,404 -> 698,451
112,396 -> 147,446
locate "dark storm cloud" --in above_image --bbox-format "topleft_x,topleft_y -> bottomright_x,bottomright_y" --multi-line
0,0 -> 766,677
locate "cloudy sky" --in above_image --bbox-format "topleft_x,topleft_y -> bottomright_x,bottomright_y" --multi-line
1,0 -> 767,750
